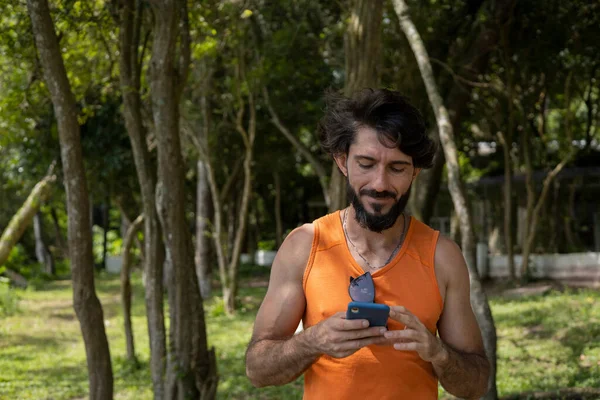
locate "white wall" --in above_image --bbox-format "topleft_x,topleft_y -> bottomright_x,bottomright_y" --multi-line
489,252 -> 600,281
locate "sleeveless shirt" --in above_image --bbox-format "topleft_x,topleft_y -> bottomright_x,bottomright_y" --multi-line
302,211 -> 443,399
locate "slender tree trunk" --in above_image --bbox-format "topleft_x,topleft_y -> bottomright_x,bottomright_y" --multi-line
500,26 -> 516,280
521,157 -> 572,278
409,140 -> 445,224
115,1 -> 167,397
27,0 -> 113,398
101,197 -> 110,270
328,0 -> 384,213
148,0 -> 217,397
564,177 -> 582,251
274,171 -> 283,248
0,173 -> 55,266
50,207 -> 67,257
521,73 -> 576,278
224,66 -> 256,313
195,75 -> 214,300
121,214 -> 144,363
33,212 -> 54,275
392,1 -> 498,398
196,159 -> 213,299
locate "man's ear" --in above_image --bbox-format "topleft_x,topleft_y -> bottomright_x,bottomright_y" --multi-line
412,167 -> 422,179
334,154 -> 348,176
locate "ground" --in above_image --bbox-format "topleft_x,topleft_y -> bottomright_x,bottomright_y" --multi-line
0,267 -> 598,399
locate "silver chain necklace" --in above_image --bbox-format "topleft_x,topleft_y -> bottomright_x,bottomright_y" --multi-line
342,209 -> 407,271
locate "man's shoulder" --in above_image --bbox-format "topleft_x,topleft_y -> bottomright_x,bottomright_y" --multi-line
274,224 -> 316,277
283,223 -> 315,250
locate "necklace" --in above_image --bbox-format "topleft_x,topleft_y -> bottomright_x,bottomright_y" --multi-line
342,209 -> 407,271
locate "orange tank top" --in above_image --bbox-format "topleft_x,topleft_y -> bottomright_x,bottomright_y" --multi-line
302,211 -> 443,400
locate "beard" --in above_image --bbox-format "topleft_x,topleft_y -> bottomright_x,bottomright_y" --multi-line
346,178 -> 411,233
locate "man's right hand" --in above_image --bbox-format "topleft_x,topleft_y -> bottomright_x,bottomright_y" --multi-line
305,311 -> 388,358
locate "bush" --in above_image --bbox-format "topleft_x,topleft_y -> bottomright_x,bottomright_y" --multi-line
4,244 -> 29,272
257,239 -> 276,251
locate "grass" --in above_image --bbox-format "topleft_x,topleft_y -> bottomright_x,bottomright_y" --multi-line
0,266 -> 598,399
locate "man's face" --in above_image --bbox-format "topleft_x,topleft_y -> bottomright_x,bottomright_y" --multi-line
337,126 -> 419,233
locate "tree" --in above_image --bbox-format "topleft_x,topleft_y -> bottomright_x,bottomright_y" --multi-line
114,0 -> 167,396
202,51 -> 257,314
26,0 -> 113,398
392,1 -> 498,398
0,168 -> 55,267
120,213 -> 144,364
328,0 -> 384,212
147,0 -> 217,397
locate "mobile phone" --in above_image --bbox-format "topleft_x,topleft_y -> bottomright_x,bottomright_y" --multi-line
346,301 -> 390,327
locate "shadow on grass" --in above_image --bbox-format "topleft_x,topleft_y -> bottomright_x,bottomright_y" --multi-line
0,332 -> 66,350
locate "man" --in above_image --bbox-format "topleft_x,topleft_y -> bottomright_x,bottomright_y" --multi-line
245,89 -> 490,399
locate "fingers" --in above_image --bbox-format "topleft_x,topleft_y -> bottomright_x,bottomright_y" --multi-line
389,306 -> 422,330
332,335 -> 389,357
333,312 -> 372,331
383,327 -> 420,341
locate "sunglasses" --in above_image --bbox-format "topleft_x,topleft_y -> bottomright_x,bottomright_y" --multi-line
348,271 -> 375,303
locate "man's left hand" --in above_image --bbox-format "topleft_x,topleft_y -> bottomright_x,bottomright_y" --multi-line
384,306 -> 448,364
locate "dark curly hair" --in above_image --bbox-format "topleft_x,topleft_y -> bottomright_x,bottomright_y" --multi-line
317,88 -> 437,169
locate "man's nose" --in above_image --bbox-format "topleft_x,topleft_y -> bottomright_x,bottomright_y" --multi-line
370,167 -> 389,193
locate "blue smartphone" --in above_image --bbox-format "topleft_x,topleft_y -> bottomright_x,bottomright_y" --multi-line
346,301 -> 390,327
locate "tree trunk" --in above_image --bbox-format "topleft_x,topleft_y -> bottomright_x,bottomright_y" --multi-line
392,1 -> 498,398
148,0 -> 217,397
521,73 -> 576,278
0,172 -> 55,266
194,72 -> 214,300
121,214 -> 144,364
101,197 -> 110,270
33,212 -> 54,275
50,207 -> 67,257
116,1 -> 167,397
196,159 -> 213,299
224,60 -> 256,314
27,1 -> 113,398
521,157 -> 572,278
409,140 -> 445,224
500,26 -> 516,280
274,171 -> 283,248
499,131 -> 515,279
328,0 -> 384,213
564,177 -> 582,251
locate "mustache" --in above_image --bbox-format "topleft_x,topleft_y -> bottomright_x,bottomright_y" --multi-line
359,189 -> 396,199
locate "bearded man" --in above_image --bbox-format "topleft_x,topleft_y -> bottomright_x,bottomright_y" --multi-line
245,89 -> 490,399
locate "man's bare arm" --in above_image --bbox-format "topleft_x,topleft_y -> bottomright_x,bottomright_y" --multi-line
246,330 -> 319,387
433,236 -> 490,399
429,340 -> 489,400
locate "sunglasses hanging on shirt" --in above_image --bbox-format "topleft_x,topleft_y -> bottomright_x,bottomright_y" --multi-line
348,271 -> 376,303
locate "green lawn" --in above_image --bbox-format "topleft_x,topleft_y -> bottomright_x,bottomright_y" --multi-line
0,269 -> 598,399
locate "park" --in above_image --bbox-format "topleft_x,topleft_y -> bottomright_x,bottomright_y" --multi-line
1,0 -> 599,399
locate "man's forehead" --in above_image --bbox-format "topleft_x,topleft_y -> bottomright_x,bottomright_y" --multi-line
350,127 -> 412,162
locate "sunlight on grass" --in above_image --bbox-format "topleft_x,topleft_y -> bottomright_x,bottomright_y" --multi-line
0,270 -> 598,399
492,289 -> 600,396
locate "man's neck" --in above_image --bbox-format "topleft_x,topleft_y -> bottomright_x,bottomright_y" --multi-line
343,206 -> 407,252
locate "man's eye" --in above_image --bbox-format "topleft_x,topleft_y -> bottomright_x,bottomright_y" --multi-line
390,167 -> 405,173
358,163 -> 373,169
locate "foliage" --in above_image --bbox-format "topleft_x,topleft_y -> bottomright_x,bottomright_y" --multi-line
257,239 -> 276,251
2,244 -> 30,272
